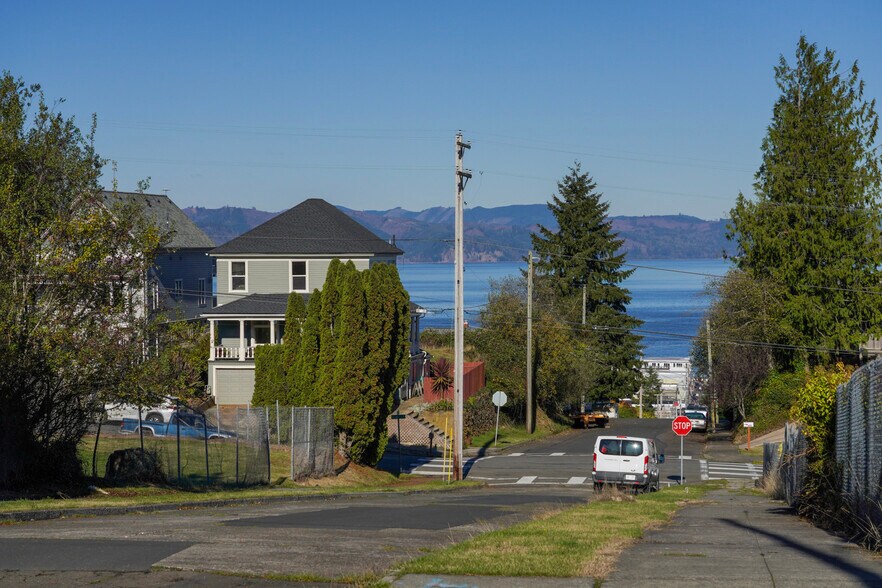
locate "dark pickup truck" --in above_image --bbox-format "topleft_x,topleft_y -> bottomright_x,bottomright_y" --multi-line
120,411 -> 230,440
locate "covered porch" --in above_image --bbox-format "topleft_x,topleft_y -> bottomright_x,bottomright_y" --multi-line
209,317 -> 285,360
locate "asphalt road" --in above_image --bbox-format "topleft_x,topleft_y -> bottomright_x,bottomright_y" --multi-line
399,418 -> 708,486
0,485 -> 589,585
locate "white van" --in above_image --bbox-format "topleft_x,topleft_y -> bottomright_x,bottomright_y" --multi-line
592,435 -> 664,492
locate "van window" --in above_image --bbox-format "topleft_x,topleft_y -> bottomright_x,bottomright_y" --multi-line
598,439 -> 622,455
623,441 -> 644,456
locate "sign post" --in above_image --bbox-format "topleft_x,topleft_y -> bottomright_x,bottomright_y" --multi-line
492,391 -> 508,446
672,415 -> 693,485
392,412 -> 406,475
744,421 -> 754,450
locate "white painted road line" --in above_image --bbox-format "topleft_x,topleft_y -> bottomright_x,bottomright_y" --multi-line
567,476 -> 587,485
516,476 -> 537,484
509,453 -> 524,457
550,452 -> 566,456
700,459 -> 708,481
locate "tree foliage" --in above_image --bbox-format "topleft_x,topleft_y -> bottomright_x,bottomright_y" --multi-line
728,36 -> 882,363
0,74 -> 161,488
252,260 -> 410,465
531,163 -> 643,395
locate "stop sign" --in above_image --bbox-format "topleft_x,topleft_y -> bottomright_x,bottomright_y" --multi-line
672,415 -> 693,436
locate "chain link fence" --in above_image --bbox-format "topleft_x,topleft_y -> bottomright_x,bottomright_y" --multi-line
83,404 -> 335,487
835,358 -> 882,526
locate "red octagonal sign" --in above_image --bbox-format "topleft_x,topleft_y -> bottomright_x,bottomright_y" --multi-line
672,415 -> 693,436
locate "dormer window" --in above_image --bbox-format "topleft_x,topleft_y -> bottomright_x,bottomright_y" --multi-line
231,261 -> 246,291
291,261 -> 307,292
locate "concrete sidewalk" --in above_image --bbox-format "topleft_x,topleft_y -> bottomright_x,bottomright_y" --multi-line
603,486 -> 882,587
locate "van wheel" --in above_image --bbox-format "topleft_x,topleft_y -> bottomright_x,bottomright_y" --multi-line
593,482 -> 603,493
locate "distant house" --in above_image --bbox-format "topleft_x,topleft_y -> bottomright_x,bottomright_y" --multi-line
101,191 -> 215,321
640,357 -> 692,404
202,198 -> 425,405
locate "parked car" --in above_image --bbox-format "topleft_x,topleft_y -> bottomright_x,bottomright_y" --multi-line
593,435 -> 664,493
105,402 -> 176,423
685,411 -> 707,433
120,410 -> 231,440
685,404 -> 708,419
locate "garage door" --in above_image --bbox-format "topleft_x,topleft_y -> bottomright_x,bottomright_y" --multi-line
214,368 -> 255,405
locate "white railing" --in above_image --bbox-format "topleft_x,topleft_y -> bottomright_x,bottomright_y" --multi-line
213,346 -> 241,360
244,346 -> 255,359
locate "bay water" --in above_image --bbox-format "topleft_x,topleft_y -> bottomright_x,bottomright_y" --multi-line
398,259 -> 731,357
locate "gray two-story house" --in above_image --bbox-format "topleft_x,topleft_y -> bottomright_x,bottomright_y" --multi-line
101,191 -> 215,320
203,198 -> 426,405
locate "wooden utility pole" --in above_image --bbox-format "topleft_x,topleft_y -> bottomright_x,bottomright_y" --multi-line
582,283 -> 587,326
526,250 -> 534,434
706,319 -> 715,432
453,132 -> 471,480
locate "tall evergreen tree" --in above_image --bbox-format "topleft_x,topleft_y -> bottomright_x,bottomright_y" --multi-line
290,289 -> 322,405
729,36 -> 882,363
531,163 -> 643,395
330,262 -> 371,461
315,258 -> 343,400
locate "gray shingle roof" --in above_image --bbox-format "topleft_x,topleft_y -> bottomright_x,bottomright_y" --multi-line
211,198 -> 403,256
202,293 -> 293,316
101,191 -> 215,249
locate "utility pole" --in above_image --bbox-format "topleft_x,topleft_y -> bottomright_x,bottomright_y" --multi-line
706,319 -> 715,432
453,132 -> 471,480
526,250 -> 534,434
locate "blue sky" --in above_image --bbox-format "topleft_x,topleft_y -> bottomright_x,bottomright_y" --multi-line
3,1 -> 881,219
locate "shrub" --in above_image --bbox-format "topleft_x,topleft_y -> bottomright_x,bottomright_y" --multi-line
747,371 -> 807,434
426,399 -> 453,412
421,329 -> 454,348
252,345 -> 288,406
464,390 -> 499,439
618,404 -> 654,419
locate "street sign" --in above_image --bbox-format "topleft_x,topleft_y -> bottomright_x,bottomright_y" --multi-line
391,414 -> 406,420
492,391 -> 508,447
743,421 -> 754,428
672,415 -> 693,436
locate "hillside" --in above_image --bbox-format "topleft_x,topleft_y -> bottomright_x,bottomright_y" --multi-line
183,204 -> 732,261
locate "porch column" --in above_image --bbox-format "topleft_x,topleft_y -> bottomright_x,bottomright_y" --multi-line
270,319 -> 276,346
209,320 -> 215,360
239,319 -> 245,362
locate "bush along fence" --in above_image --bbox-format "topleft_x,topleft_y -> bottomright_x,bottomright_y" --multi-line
83,404 -> 334,487
762,358 -> 882,543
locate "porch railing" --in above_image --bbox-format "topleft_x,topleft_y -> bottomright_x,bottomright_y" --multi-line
212,345 -> 259,360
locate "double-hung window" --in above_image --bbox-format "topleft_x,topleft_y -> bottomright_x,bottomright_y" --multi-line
291,261 -> 307,292
174,279 -> 183,300
198,278 -> 207,307
231,261 -> 246,291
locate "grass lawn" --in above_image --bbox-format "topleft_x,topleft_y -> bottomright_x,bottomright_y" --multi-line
397,481 -> 724,580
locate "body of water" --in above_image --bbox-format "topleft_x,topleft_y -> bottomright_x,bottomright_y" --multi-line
398,259 -> 731,358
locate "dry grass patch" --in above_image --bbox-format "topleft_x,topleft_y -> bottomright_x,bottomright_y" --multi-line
397,482 -> 723,580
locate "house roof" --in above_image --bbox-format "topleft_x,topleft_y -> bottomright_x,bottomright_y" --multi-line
210,198 -> 403,256
202,293 -> 293,317
101,191 -> 215,249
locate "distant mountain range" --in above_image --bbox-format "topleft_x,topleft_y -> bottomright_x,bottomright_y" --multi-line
182,204 -> 733,262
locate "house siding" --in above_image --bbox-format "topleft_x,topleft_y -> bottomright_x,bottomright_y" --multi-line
153,249 -> 214,319
212,366 -> 255,405
214,256 -> 372,305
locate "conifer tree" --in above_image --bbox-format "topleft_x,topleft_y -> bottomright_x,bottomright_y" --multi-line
729,36 -> 882,362
315,258 -> 343,400
289,289 -> 322,405
330,262 -> 371,460
531,163 -> 643,395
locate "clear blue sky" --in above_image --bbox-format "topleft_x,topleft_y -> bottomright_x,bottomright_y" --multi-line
3,1 -> 881,219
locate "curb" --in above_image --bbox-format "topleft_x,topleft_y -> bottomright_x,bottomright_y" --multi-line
0,484 -> 484,524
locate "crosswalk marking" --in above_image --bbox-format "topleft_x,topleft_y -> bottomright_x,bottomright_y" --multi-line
567,476 -> 587,485
707,461 -> 761,480
516,476 -> 538,484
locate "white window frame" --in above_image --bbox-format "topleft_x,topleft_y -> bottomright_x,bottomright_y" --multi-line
229,260 -> 248,292
174,279 -> 183,300
198,278 -> 207,307
290,260 -> 308,293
